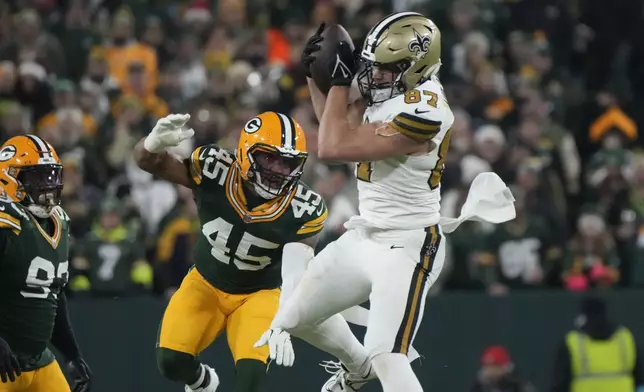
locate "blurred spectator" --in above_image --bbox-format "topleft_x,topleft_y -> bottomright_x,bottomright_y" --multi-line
475,186 -> 561,294
562,208 -> 621,291
154,186 -> 199,298
551,296 -> 644,392
586,133 -> 632,213
0,8 -> 66,75
141,16 -> 173,69
70,198 -> 152,297
95,7 -> 158,91
59,151 -> 103,237
14,61 -> 53,122
173,34 -> 207,101
52,0 -> 101,81
118,61 -> 168,120
79,51 -> 120,119
607,155 -> 644,287
36,79 -> 98,151
0,101 -> 28,140
0,61 -> 16,101
473,124 -> 511,182
520,89 -> 581,196
472,345 -> 536,392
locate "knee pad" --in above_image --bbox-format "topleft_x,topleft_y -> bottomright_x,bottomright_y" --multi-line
156,347 -> 200,383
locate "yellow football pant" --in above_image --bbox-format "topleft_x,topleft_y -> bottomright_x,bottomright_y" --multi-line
0,360 -> 69,392
158,267 -> 280,363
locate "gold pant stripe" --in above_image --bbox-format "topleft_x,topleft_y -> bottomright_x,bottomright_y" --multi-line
393,225 -> 440,355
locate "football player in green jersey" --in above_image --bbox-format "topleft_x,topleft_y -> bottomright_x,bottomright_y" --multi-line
0,135 -> 91,392
135,111 -> 342,392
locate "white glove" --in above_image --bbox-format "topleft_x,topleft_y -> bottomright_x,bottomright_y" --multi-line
254,328 -> 295,367
143,113 -> 195,153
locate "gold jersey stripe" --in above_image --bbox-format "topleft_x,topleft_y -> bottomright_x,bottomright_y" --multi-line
31,209 -> 63,248
0,217 -> 21,232
297,208 -> 328,235
390,113 -> 441,142
0,212 -> 21,230
189,146 -> 204,185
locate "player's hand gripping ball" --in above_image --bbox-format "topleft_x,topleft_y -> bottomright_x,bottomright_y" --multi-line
308,23 -> 355,94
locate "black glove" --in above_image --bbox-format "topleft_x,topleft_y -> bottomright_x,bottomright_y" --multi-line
68,358 -> 91,392
0,336 -> 21,383
301,23 -> 326,77
329,41 -> 359,87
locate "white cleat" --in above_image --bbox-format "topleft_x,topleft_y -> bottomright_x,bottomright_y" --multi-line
185,364 -> 220,392
320,360 -> 376,392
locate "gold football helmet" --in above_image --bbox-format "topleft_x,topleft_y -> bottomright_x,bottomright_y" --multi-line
358,12 -> 442,105
237,111 -> 308,199
0,135 -> 63,218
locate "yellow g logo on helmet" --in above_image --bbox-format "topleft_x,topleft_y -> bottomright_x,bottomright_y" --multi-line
0,135 -> 63,218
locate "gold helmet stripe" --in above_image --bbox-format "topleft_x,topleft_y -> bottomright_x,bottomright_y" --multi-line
26,134 -> 51,157
363,12 -> 423,59
276,112 -> 296,150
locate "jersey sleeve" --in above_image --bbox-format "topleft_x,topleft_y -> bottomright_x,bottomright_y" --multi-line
0,201 -> 23,235
383,80 -> 453,143
291,186 -> 328,241
389,112 -> 442,142
185,144 -> 235,187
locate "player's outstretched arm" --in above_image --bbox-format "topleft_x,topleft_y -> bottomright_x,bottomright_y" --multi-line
51,292 -> 92,392
317,42 -> 432,163
133,113 -> 195,188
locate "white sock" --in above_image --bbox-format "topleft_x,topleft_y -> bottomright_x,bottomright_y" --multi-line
372,353 -> 423,392
291,314 -> 371,376
187,364 -> 206,390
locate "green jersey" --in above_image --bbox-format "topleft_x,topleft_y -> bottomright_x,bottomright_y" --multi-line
187,144 -> 327,294
74,230 -> 146,295
0,199 -> 71,370
481,214 -> 556,288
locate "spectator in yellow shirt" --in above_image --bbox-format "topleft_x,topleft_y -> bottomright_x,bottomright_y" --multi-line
37,79 -> 97,152
93,7 -> 157,91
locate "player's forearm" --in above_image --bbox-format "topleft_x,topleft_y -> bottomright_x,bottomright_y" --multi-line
307,78 -> 327,121
134,137 -> 165,174
51,293 -> 82,361
318,86 -> 351,160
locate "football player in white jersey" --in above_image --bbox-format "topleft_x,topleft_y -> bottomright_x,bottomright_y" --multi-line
257,12 -> 453,392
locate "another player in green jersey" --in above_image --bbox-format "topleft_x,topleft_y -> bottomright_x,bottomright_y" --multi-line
0,135 -> 91,392
134,112 -> 329,392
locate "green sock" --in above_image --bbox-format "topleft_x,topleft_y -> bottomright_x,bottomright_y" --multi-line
233,359 -> 267,392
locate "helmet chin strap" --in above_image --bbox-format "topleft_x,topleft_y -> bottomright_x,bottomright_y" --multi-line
252,182 -> 277,200
26,204 -> 54,218
24,192 -> 57,218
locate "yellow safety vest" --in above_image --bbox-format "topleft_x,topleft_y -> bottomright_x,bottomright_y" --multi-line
566,327 -> 636,392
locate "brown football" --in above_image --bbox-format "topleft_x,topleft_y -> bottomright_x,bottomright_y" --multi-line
310,24 -> 355,95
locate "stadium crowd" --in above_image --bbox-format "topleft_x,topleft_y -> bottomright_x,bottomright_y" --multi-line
0,0 -> 642,298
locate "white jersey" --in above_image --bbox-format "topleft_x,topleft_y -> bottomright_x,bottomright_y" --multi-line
346,77 -> 455,230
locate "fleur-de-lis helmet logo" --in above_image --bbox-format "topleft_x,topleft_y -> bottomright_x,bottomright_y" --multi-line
408,28 -> 431,58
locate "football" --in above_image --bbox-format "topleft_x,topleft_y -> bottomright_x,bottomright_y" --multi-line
310,24 -> 355,95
